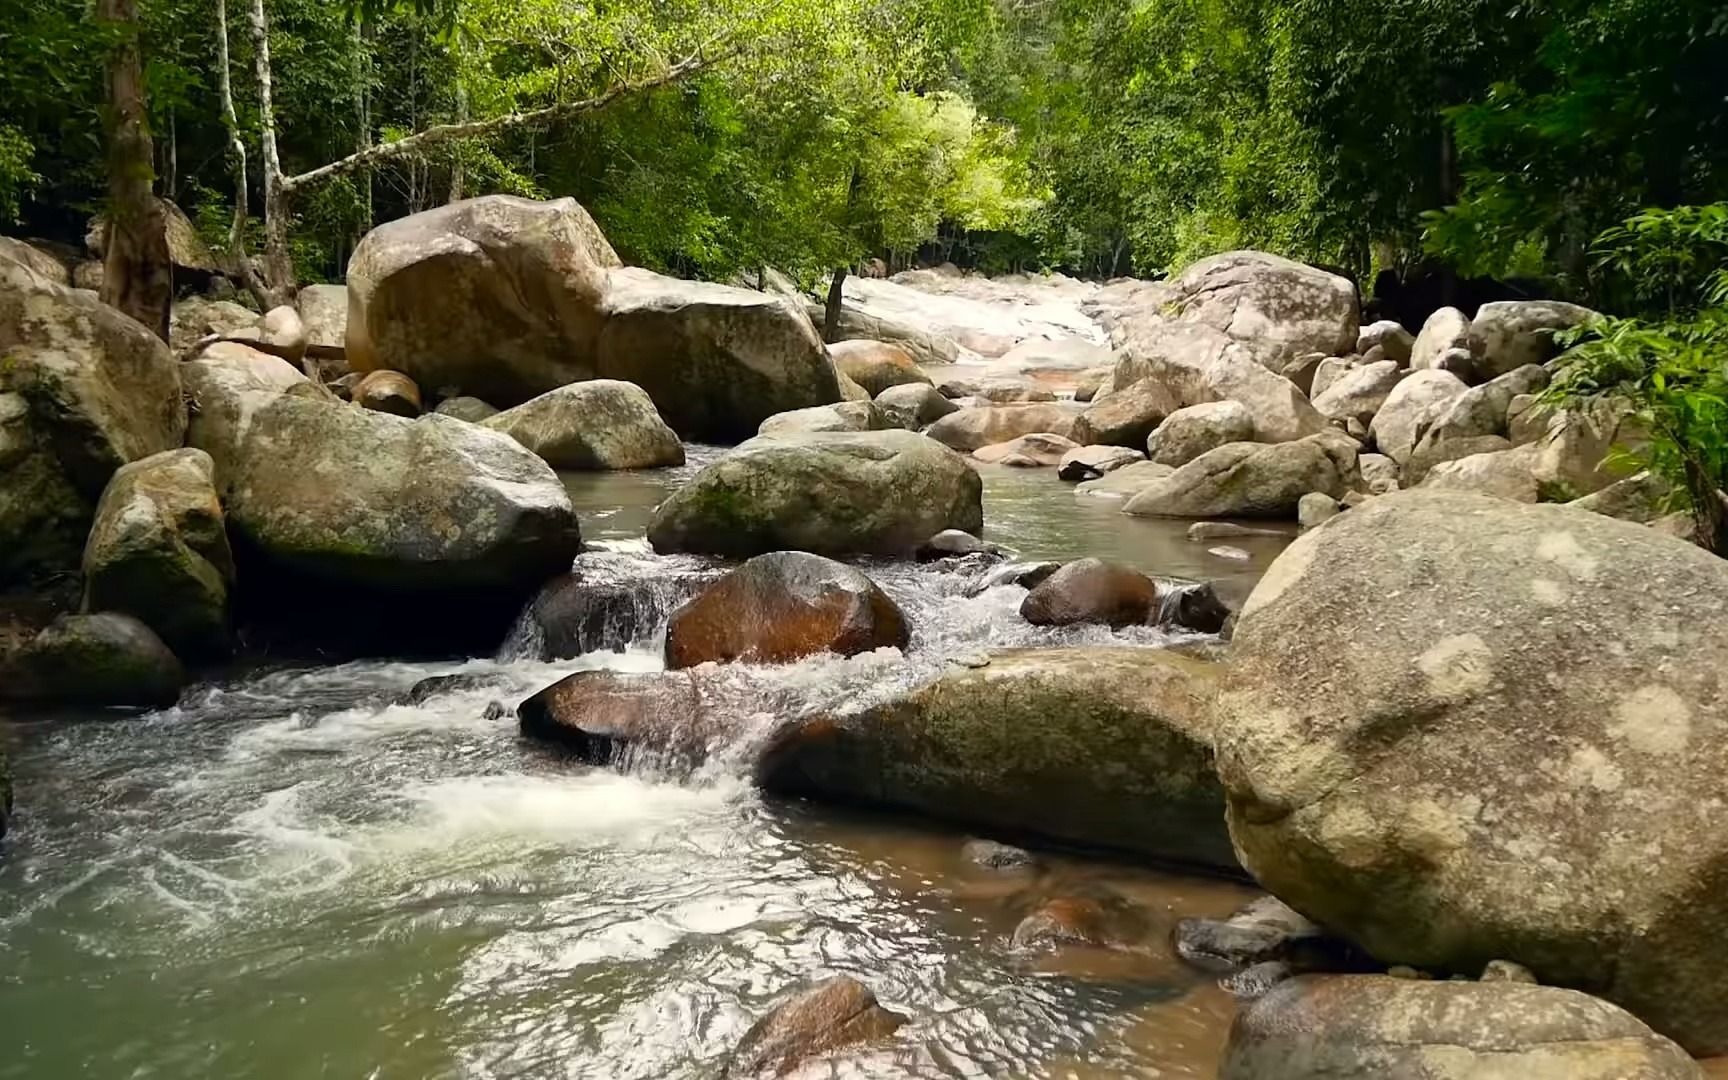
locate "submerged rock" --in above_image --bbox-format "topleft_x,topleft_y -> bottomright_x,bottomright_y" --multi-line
81,449 -> 235,660
665,552 -> 908,669
647,430 -> 982,558
757,648 -> 1236,870
1221,976 -> 1702,1080
961,838 -> 1038,872
1174,896 -> 1350,974
1057,444 -> 1144,482
1217,490 -> 1728,1054
5,613 -> 184,708
1019,558 -> 1158,629
514,565 -> 720,660
482,379 -> 683,469
518,669 -> 729,771
1012,892 -> 1153,952
722,976 -> 907,1078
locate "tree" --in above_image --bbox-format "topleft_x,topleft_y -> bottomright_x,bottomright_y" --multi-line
97,0 -> 172,339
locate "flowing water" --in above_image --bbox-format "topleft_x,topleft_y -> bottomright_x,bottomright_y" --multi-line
0,454 -> 1289,1078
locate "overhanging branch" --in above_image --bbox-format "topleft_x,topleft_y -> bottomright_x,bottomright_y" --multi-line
280,48 -> 728,195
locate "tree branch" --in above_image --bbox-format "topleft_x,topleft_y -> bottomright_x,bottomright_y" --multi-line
280,47 -> 729,195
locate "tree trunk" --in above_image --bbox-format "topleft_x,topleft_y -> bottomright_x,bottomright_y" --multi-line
449,77 -> 468,203
354,20 -> 372,242
98,0 -> 172,341
823,267 -> 847,343
215,0 -> 270,309
248,0 -> 293,304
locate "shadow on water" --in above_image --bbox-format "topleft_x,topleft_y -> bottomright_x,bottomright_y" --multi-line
0,448 -> 1291,1079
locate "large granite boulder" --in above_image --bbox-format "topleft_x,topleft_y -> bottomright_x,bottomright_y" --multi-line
1310,360 -> 1404,426
665,552 -> 908,669
1162,251 -> 1359,369
1367,369 -> 1468,466
924,402 -> 1085,451
81,449 -> 235,660
1222,976 -> 1701,1080
757,648 -> 1236,870
595,267 -> 841,441
1123,434 -> 1354,519
3,612 -> 185,708
1112,322 -> 1326,443
648,430 -> 981,558
1410,306 -> 1473,374
201,395 -> 581,595
482,379 -> 683,469
0,258 -> 186,586
180,343 -> 310,473
1216,490 -> 1728,1053
874,383 -> 957,429
1146,400 -> 1257,468
1471,300 -> 1596,381
1071,377 -> 1182,448
294,283 -> 348,368
0,237 -> 71,284
346,195 -> 619,404
757,401 -> 892,437
827,339 -> 931,396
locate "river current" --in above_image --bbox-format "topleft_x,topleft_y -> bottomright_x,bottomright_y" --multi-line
0,450 -> 1291,1078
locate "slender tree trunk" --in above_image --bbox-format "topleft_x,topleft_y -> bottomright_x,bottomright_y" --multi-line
823,267 -> 847,343
214,0 -> 269,309
248,0 -> 293,304
449,78 -> 468,203
353,20 -> 372,244
98,0 -> 172,341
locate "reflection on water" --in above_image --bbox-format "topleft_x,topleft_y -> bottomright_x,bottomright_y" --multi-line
0,447 -> 1285,1079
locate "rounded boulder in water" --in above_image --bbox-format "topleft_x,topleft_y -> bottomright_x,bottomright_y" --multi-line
1019,558 -> 1159,629
664,551 -> 908,669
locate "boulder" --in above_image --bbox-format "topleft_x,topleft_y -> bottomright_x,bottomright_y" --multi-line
1356,319 -> 1414,364
828,339 -> 931,396
874,383 -> 957,429
1569,471 -> 1672,525
835,369 -> 872,402
596,267 -> 841,441
1508,393 -> 1549,445
757,401 -> 891,437
434,396 -> 500,424
1057,444 -> 1145,482
1188,522 -> 1285,541
1308,357 -> 1351,401
1311,360 -> 1404,426
1074,460 -> 1176,500
482,380 -> 684,469
346,195 -> 620,406
973,432 -> 1077,466
1123,435 -> 1352,519
86,197 -> 221,276
758,648 -> 1236,869
72,260 -> 104,292
1296,492 -> 1340,528
1146,400 -> 1257,468
648,430 -> 982,558
518,669 -> 729,770
0,258 -> 186,585
1420,444 -> 1543,502
514,563 -> 721,660
1222,976 -> 1702,1080
723,977 -> 907,1079
1175,896 -> 1344,975
0,236 -> 71,284
1357,453 -> 1400,494
1410,306 -> 1472,374
180,343 -> 310,473
1404,433 -> 1513,487
198,394 -> 582,594
295,283 -> 348,366
1073,366 -> 1111,402
1012,892 -> 1154,952
4,613 -> 184,708
351,370 -> 423,418
1113,322 -> 1327,443
1415,364 -> 1550,451
1162,251 -> 1359,368
1019,558 -> 1158,628
924,403 -> 1085,451
976,381 -> 1058,403
252,305 -> 309,366
1471,300 -> 1597,381
664,551 -> 908,668
1072,377 -> 1182,448
1280,353 -> 1326,397
1216,490 -> 1728,1053
81,449 -> 234,660
1367,369 -> 1468,466
915,529 -> 1000,561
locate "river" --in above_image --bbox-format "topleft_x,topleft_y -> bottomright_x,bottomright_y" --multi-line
0,452 -> 1291,1078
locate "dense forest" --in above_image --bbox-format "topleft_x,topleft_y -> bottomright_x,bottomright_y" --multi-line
3,0 -> 1725,300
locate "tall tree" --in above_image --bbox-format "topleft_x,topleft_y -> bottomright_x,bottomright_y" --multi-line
97,0 -> 172,339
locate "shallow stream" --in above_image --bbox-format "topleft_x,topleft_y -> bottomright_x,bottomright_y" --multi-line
0,455 -> 1290,1078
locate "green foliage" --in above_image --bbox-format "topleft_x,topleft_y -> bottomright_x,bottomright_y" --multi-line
1547,205 -> 1728,545
0,126 -> 40,223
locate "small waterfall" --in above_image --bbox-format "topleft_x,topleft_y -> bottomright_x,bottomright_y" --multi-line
498,547 -> 725,662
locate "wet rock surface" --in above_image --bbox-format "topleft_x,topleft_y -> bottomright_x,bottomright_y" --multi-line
722,976 -> 907,1078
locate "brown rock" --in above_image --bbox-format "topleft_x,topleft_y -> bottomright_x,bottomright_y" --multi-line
517,669 -> 720,770
973,432 -> 1078,466
1072,377 -> 1182,448
351,370 -> 423,417
828,339 -> 931,396
723,976 -> 907,1078
1020,558 -> 1159,628
665,551 -> 908,669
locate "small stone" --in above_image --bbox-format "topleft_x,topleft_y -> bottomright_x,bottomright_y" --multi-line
1210,546 -> 1251,561
1482,959 -> 1538,985
1222,961 -> 1294,1001
961,838 -> 1038,872
482,700 -> 510,722
1387,965 -> 1432,981
915,529 -> 1001,562
1188,521 -> 1284,541
1297,492 -> 1341,529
